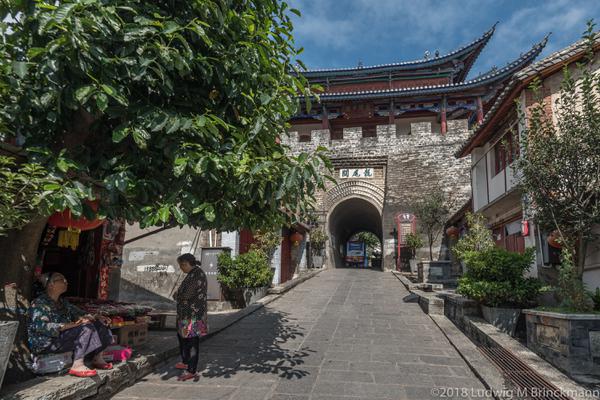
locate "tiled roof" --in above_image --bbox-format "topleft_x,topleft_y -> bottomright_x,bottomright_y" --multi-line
296,24 -> 497,79
455,32 -> 600,158
309,36 -> 546,101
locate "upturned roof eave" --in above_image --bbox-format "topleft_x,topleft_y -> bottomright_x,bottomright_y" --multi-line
300,36 -> 545,103
455,32 -> 600,158
295,24 -> 497,79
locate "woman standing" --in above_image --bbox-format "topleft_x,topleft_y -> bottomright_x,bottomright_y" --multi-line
173,253 -> 208,381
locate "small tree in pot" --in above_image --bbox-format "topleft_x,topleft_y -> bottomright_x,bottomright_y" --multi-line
404,233 -> 424,273
217,250 -> 273,308
309,228 -> 328,268
413,187 -> 454,261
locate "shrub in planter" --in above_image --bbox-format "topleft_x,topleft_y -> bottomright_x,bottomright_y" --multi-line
457,247 -> 545,335
457,247 -> 543,307
217,250 -> 273,289
217,250 -> 273,307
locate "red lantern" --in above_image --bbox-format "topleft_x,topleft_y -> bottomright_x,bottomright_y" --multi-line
290,231 -> 303,246
47,200 -> 104,231
48,200 -> 104,249
547,230 -> 562,249
446,226 -> 459,239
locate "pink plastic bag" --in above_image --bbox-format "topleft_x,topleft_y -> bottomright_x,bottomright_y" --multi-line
101,345 -> 132,362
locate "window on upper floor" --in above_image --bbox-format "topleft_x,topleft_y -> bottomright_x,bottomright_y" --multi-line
492,129 -> 519,176
298,133 -> 311,142
362,125 -> 376,138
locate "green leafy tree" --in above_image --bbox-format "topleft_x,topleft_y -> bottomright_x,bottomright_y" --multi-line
515,21 -> 599,312
413,187 -> 454,261
452,212 -> 495,261
309,227 -> 327,256
0,156 -> 59,236
356,231 -> 380,258
404,232 -> 424,259
0,1 -> 330,296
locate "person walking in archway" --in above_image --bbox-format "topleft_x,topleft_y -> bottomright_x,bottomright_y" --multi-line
173,253 -> 208,381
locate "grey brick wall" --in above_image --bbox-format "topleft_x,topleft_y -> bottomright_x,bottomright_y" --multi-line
286,122 -> 472,270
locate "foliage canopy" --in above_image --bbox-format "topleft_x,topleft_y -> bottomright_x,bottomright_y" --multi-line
0,0 -> 329,232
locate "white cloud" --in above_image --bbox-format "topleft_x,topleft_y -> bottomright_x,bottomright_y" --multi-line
289,0 -> 600,72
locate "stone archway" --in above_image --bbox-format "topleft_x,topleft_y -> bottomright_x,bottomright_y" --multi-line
324,181 -> 385,269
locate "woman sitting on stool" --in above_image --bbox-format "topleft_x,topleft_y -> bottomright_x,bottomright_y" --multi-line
28,272 -> 114,377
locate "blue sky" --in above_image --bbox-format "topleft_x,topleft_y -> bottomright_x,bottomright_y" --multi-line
288,0 -> 600,79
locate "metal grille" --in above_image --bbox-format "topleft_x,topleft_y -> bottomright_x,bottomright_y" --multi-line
479,345 -> 573,400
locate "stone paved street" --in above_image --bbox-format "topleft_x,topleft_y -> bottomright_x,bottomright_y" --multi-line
112,268 -> 487,400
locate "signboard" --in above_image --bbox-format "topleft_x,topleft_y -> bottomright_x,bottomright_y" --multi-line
345,241 -> 365,264
136,264 -> 175,273
128,250 -> 159,261
339,168 -> 374,179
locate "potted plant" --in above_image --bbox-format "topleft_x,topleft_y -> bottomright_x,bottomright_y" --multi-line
217,250 -> 274,308
457,247 -> 544,336
513,23 -> 600,382
309,228 -> 327,268
413,187 -> 455,282
405,233 -> 423,274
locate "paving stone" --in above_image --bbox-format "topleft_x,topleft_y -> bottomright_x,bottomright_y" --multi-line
108,269 -> 486,400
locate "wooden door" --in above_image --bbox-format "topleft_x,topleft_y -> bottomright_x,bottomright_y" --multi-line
280,231 -> 293,283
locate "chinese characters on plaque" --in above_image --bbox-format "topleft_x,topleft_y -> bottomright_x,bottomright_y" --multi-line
339,168 -> 374,179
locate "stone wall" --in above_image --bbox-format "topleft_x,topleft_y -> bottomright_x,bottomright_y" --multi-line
285,121 -> 472,270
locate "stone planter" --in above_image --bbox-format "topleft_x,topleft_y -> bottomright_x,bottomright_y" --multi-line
0,321 -> 18,389
523,309 -> 600,383
481,305 -> 521,336
417,260 -> 453,284
223,286 -> 269,308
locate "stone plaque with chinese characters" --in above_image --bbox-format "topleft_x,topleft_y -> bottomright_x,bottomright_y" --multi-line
339,168 -> 374,179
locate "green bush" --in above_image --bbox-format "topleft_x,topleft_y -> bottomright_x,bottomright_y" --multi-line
217,250 -> 273,289
588,288 -> 600,312
457,247 -> 545,308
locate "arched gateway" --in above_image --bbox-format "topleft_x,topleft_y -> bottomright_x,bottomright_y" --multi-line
325,181 -> 385,268
284,26 -> 547,270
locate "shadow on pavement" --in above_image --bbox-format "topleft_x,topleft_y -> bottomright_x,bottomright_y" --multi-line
159,307 -> 312,382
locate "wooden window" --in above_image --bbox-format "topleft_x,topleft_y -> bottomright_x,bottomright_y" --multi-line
362,125 -> 376,138
330,127 -> 344,140
298,133 -> 311,142
493,141 -> 506,176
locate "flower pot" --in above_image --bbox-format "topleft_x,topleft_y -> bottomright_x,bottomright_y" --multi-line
0,321 -> 18,388
481,305 -> 520,336
222,286 -> 269,308
523,309 -> 600,383
312,255 -> 324,268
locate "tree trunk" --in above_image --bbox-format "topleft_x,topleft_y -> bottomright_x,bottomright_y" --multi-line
429,241 -> 433,261
575,234 -> 587,282
0,216 -> 48,301
0,215 -> 48,385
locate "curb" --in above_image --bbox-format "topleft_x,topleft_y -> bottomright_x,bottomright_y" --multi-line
2,269 -> 324,400
391,271 -> 508,399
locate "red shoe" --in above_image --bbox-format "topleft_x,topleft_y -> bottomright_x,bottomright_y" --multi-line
68,369 -> 98,377
93,362 -> 113,370
175,362 -> 188,370
177,372 -> 198,381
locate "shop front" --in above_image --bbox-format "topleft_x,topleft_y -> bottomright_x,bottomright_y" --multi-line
29,216 -> 153,374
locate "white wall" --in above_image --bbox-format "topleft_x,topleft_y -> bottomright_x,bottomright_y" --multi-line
221,231 -> 239,257
271,243 -> 282,285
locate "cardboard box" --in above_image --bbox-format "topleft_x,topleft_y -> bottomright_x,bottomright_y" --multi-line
113,322 -> 148,347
